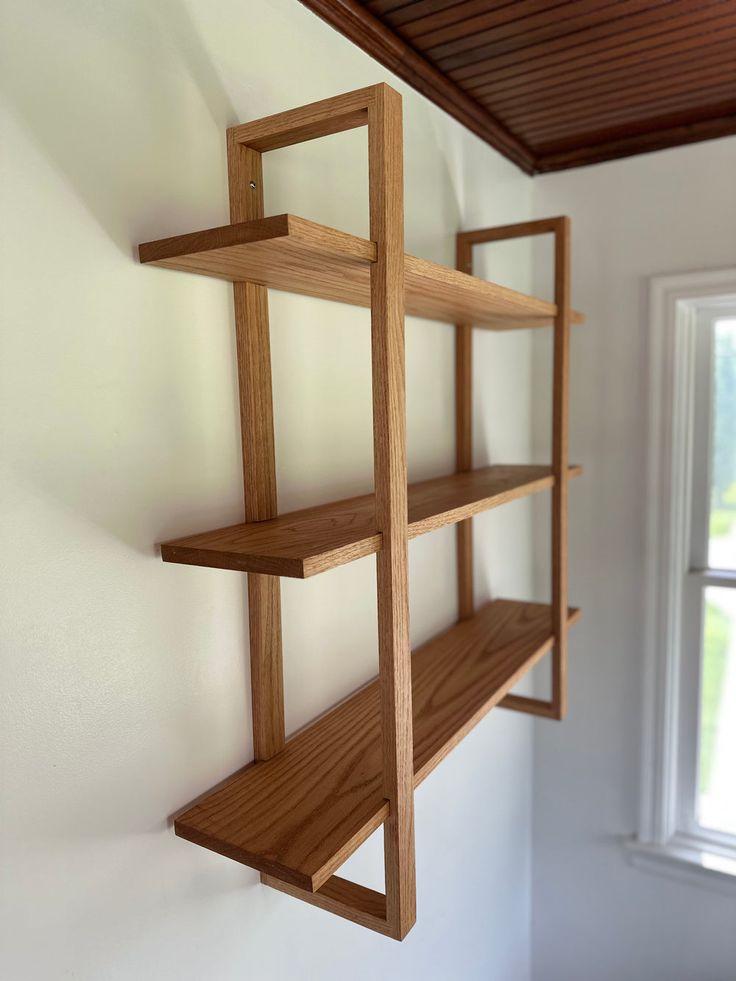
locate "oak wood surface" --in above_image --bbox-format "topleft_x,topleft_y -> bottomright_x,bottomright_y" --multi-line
174,599 -> 581,893
499,693 -> 558,719
458,215 -> 574,720
227,134 -> 285,761
455,235 -> 473,621
227,84 -> 379,152
139,214 -> 585,330
366,82 -> 415,941
551,217 -> 571,720
161,464 -> 582,578
262,874 -> 391,937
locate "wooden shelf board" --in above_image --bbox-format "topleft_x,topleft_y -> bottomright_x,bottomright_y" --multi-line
161,463 -> 582,578
139,215 -> 584,330
174,598 -> 581,892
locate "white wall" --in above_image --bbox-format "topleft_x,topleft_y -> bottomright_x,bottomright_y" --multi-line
0,1 -> 539,978
530,137 -> 736,981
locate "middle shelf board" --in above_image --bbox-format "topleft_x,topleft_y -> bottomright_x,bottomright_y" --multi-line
138,214 -> 585,331
174,598 -> 581,892
162,463 -> 582,578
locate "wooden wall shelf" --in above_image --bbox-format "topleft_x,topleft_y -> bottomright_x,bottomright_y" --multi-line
162,464 -> 581,578
139,214 -> 584,331
143,84 -> 582,940
175,600 -> 581,892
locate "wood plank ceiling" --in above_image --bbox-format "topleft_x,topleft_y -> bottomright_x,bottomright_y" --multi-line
299,0 -> 736,173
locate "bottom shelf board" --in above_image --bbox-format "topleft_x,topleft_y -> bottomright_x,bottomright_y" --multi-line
174,598 -> 580,892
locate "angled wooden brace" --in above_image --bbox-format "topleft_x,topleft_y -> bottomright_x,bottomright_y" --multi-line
227,83 -> 416,940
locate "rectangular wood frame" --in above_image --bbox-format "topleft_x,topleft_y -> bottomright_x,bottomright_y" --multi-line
455,218 -> 571,720
227,83 -> 415,940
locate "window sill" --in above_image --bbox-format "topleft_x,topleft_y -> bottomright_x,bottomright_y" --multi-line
625,836 -> 736,899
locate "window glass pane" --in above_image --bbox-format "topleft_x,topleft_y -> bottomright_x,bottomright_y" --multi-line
708,318 -> 736,570
698,586 -> 736,835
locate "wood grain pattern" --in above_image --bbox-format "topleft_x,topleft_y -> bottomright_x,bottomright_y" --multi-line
262,874 -> 391,937
161,465 -> 582,578
458,218 -> 563,244
227,84 -> 377,152
455,234 -> 473,621
139,214 -> 584,330
499,693 -> 558,719
298,0 -> 736,172
227,134 -> 284,761
367,82 -> 415,942
460,215 -> 574,721
174,599 -> 581,893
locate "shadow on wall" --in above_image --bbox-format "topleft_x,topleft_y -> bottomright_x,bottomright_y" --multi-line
2,0 -> 504,557
0,0 -> 237,251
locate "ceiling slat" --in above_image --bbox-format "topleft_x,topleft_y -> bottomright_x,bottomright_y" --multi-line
520,85 -> 736,143
426,0 -> 645,61
398,0 -> 540,39
458,4 -> 736,98
497,57 -> 736,130
409,0 -> 580,48
474,28 -> 736,106
536,111 -> 736,170
449,0 -> 732,82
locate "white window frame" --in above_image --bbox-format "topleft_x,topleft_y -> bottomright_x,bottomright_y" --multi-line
630,268 -> 736,896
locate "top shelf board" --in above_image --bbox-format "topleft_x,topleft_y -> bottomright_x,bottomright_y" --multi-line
139,215 -> 585,331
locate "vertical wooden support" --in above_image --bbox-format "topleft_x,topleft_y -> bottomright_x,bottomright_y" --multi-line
227,134 -> 285,760
455,237 -> 474,621
367,84 -> 416,941
551,217 -> 571,720
456,217 -> 572,721
225,84 -> 416,939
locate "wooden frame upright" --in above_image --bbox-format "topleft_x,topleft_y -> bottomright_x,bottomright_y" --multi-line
226,84 -> 415,940
455,218 -> 571,720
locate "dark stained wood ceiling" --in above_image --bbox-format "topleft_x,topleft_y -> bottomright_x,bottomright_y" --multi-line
299,0 -> 736,173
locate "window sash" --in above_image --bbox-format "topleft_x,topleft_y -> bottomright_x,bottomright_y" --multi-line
640,270 -> 736,872
677,309 -> 736,848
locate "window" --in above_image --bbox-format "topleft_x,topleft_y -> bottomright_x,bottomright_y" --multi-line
634,271 -> 736,891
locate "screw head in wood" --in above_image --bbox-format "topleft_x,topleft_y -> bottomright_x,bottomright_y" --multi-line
249,180 -> 257,189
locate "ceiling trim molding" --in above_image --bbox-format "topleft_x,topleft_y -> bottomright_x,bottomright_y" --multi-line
298,0 -> 537,175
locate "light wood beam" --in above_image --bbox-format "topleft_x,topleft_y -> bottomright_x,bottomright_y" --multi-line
551,217 -> 571,720
227,134 -> 285,760
368,83 -> 416,941
455,235 -> 474,621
